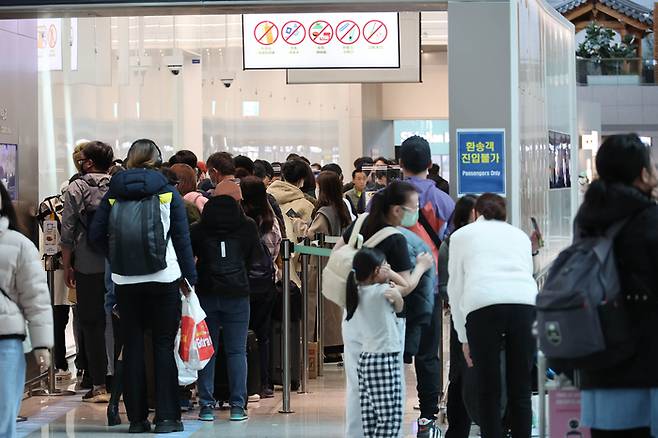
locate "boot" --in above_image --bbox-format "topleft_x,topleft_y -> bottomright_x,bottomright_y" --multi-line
107,360 -> 123,427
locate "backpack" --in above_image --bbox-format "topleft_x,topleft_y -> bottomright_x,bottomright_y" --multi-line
198,237 -> 250,295
108,193 -> 169,276
536,219 -> 636,371
79,174 -> 110,253
248,239 -> 275,295
321,213 -> 401,308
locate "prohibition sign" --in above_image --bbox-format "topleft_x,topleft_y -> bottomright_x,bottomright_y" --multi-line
254,20 -> 279,46
336,20 -> 360,45
363,20 -> 388,45
282,20 -> 305,45
309,20 -> 333,45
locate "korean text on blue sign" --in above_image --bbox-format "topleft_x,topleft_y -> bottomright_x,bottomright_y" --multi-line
457,130 -> 505,196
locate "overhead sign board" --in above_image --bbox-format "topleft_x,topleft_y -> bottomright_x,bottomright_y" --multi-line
243,12 -> 400,70
457,129 -> 506,196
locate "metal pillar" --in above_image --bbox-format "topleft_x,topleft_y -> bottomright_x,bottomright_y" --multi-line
279,239 -> 294,414
299,238 -> 310,394
315,233 -> 325,377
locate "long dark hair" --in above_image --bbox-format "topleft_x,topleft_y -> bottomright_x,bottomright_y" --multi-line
240,176 -> 275,234
452,195 -> 478,231
313,171 -> 351,228
0,181 -> 19,232
345,247 -> 386,321
362,180 -> 417,240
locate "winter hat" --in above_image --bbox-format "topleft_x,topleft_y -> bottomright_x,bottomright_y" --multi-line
213,180 -> 242,201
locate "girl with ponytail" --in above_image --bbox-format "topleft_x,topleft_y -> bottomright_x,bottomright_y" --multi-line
342,248 -> 406,438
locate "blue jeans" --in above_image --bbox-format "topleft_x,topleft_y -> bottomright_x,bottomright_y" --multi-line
0,339 -> 26,438
197,295 -> 250,409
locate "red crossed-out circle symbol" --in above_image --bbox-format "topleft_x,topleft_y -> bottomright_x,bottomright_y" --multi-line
254,20 -> 279,46
309,20 -> 333,45
363,20 -> 388,45
336,20 -> 360,45
282,20 -> 306,45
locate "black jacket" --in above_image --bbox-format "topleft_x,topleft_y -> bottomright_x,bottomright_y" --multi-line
90,168 -> 197,285
191,195 -> 263,298
575,182 -> 658,389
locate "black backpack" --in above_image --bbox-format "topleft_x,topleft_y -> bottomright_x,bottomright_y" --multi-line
108,194 -> 169,276
248,240 -> 275,295
198,237 -> 250,296
536,219 -> 636,371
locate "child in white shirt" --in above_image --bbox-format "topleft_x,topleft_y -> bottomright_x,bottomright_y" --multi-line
343,247 -> 405,438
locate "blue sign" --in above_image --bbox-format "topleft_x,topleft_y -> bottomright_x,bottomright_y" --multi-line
457,130 -> 505,196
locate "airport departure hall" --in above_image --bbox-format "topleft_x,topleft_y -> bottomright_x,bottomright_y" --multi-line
2,0 -> 656,437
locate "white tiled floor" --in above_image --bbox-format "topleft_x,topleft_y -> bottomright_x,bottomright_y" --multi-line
18,363 -> 462,438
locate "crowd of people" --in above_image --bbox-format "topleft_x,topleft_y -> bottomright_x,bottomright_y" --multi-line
0,133 -> 656,438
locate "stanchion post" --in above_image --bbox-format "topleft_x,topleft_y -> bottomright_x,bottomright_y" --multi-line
279,239 -> 294,414
32,255 -> 75,397
537,345 -> 547,438
315,232 -> 325,377
299,238 -> 310,394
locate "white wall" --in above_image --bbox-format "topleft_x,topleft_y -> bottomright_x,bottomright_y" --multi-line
382,51 -> 448,120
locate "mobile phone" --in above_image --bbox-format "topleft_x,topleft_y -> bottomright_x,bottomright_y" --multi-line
530,217 -> 545,248
286,208 -> 301,219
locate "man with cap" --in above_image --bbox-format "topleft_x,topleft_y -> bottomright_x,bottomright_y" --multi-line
190,180 -> 264,424
399,136 -> 455,438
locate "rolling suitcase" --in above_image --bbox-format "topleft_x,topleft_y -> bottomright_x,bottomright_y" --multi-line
270,319 -> 301,391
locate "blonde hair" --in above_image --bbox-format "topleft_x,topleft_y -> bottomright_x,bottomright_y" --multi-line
125,139 -> 161,169
72,142 -> 89,172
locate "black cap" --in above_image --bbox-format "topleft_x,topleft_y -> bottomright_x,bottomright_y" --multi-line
400,136 -> 432,174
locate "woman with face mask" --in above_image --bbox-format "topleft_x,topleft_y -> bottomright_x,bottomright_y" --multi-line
575,134 -> 658,438
334,181 -> 434,438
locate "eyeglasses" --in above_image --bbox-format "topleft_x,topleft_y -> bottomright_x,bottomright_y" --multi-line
76,158 -> 90,166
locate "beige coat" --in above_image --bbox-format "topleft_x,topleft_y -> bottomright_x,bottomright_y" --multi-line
266,180 -> 314,286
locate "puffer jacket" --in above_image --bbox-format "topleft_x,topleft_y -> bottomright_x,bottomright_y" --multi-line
575,182 -> 658,389
267,180 -> 314,286
89,168 -> 197,285
0,216 -> 53,349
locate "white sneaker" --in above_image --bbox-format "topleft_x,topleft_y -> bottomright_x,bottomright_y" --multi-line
55,369 -> 72,381
248,394 -> 261,403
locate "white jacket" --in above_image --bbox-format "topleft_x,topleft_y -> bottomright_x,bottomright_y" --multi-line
0,216 -> 54,349
447,217 -> 537,343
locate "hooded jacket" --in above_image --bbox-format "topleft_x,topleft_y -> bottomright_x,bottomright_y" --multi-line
191,195 -> 263,298
575,182 -> 658,389
89,168 -> 197,285
0,217 -> 54,349
60,173 -> 111,274
267,180 -> 314,286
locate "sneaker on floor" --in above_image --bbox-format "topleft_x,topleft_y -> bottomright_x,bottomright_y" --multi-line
128,420 -> 151,434
55,369 -> 72,381
82,388 -> 110,403
229,406 -> 248,422
180,399 -> 191,412
76,373 -> 92,391
198,405 -> 215,422
417,417 -> 439,438
260,387 -> 274,399
154,420 -> 184,434
248,394 -> 261,403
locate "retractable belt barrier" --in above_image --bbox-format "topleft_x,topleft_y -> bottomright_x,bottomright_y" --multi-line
278,234 -> 339,411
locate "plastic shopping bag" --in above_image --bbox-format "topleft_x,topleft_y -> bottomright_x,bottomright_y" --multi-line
179,290 -> 215,371
174,330 -> 198,386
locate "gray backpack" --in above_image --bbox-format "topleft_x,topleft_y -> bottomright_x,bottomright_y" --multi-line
536,219 -> 636,371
